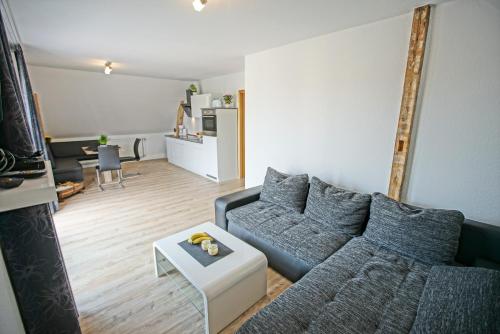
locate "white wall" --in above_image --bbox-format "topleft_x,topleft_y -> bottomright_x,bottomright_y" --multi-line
51,132 -> 169,160
200,72 -> 244,102
29,66 -> 192,138
245,0 -> 500,226
245,13 -> 410,192
0,254 -> 24,334
405,0 -> 500,225
183,71 -> 244,134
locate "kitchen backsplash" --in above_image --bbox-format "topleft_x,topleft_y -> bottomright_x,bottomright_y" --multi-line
183,116 -> 202,134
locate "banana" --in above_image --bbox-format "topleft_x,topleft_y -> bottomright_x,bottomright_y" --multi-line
191,232 -> 208,239
192,236 -> 213,244
188,232 -> 209,244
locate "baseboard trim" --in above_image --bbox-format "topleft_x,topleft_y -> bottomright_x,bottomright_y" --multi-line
142,154 -> 166,161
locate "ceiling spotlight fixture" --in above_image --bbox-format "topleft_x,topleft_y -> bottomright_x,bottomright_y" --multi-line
104,62 -> 112,75
193,0 -> 207,12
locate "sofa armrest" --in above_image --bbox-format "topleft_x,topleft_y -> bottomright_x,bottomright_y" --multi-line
456,219 -> 500,270
215,186 -> 262,230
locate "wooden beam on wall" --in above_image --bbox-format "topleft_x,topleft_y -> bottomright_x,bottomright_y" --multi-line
388,5 -> 431,201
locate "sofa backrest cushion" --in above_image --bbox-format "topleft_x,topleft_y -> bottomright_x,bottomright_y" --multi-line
50,140 -> 99,158
304,177 -> 371,236
410,266 -> 500,334
363,192 -> 464,265
260,167 -> 309,212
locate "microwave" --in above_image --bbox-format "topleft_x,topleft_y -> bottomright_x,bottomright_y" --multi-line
202,109 -> 217,136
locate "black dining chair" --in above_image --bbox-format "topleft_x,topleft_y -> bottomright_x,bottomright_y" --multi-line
96,145 -> 124,191
120,138 -> 142,178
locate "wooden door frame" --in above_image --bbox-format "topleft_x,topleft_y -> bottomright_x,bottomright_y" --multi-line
238,90 -> 245,179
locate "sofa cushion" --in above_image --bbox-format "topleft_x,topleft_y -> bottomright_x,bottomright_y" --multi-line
363,193 -> 464,265
260,167 -> 309,212
226,200 -> 291,226
227,200 -> 351,281
304,176 -> 371,236
411,266 -> 500,334
238,237 -> 430,334
52,157 -> 84,183
227,216 -> 311,282
53,158 -> 82,173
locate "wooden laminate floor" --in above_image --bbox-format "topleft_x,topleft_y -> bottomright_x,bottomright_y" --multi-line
54,159 -> 291,334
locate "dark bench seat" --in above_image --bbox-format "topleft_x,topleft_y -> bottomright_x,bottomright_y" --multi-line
47,139 -> 99,183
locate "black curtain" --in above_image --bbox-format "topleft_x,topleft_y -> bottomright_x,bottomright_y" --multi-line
14,45 -> 45,152
0,11 -> 81,334
0,17 -> 32,155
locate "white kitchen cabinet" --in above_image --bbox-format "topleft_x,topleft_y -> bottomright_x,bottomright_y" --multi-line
183,142 -> 204,175
165,136 -> 205,177
165,137 -> 171,160
190,93 -> 211,118
203,136 -> 219,181
214,109 -> 238,181
171,140 -> 184,166
166,138 -> 185,169
165,135 -> 229,182
164,108 -> 238,183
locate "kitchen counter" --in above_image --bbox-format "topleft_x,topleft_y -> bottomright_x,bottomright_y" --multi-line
164,108 -> 237,183
165,134 -> 237,183
164,134 -> 203,144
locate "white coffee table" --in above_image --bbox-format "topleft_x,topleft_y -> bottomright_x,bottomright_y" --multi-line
153,222 -> 267,334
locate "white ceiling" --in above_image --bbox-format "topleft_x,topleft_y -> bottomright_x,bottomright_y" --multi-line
10,0 -> 450,80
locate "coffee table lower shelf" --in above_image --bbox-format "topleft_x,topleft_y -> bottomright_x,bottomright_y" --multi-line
155,248 -> 205,318
153,222 -> 267,334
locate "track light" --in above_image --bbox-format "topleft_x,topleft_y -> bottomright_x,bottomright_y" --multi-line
104,62 -> 112,75
193,0 -> 207,12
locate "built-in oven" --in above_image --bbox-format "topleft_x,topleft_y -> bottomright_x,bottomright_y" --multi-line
202,109 -> 217,136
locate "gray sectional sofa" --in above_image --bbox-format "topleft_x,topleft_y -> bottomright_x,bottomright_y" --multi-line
215,167 -> 500,333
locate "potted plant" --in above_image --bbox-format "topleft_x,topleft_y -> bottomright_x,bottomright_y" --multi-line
223,94 -> 233,107
99,134 -> 108,145
189,84 -> 198,95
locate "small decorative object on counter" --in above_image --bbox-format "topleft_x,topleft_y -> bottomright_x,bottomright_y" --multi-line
201,239 -> 211,251
178,125 -> 186,138
207,243 -> 219,256
189,84 -> 198,95
223,94 -> 233,107
212,98 -> 222,108
98,134 -> 108,145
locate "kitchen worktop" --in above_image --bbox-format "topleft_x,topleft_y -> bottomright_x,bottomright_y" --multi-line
164,107 -> 237,183
164,134 -> 203,144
